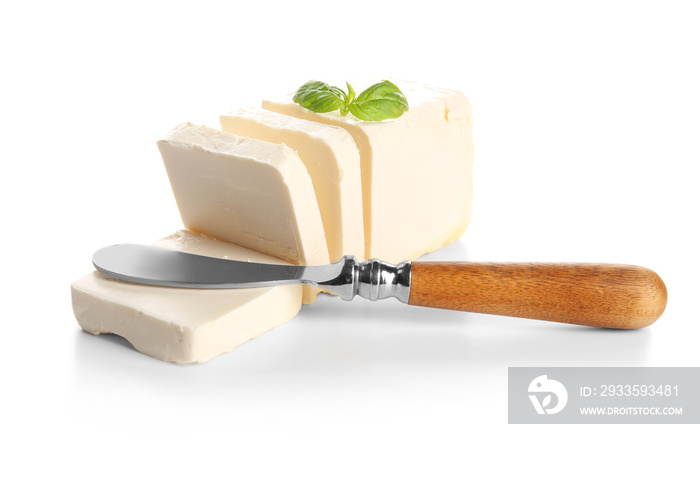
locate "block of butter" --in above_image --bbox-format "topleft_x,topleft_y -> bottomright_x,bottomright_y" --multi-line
157,122 -> 330,304
263,79 -> 474,263
71,230 -> 303,364
72,80 -> 474,363
220,106 -> 365,262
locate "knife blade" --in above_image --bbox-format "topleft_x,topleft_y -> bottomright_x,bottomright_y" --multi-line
93,244 -> 667,329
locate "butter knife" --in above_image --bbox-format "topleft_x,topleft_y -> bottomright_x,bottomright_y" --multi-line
93,244 -> 667,329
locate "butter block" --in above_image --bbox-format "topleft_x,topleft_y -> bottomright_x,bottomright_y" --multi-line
71,231 -> 303,364
157,122 -> 329,303
220,107 -> 364,262
263,80 -> 474,263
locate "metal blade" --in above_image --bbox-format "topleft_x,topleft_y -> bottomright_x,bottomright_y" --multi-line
92,244 -> 344,289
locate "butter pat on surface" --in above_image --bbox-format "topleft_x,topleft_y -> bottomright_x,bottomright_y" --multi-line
71,231 -> 303,364
220,107 -> 364,261
263,80 -> 474,263
157,123 -> 329,303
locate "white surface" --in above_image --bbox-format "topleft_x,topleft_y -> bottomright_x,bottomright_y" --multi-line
2,1 -> 698,480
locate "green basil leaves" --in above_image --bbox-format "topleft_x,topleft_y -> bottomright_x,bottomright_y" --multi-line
291,81 -> 346,114
349,80 -> 409,121
293,80 -> 408,121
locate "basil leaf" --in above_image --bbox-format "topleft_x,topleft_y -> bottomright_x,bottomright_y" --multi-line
348,80 -> 409,121
292,79 -> 409,121
340,82 -> 356,117
293,80 -> 346,113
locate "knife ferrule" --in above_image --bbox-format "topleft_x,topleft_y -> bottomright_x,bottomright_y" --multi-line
313,256 -> 411,303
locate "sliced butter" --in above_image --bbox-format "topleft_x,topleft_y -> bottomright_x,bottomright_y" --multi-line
157,122 -> 329,303
263,80 -> 474,263
71,230 -> 303,364
220,107 -> 364,261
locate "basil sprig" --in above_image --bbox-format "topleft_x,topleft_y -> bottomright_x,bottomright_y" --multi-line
293,80 -> 408,121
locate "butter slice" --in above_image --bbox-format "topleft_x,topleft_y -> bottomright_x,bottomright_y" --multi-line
263,80 -> 474,263
71,231 -> 302,364
220,107 -> 364,262
157,123 -> 329,303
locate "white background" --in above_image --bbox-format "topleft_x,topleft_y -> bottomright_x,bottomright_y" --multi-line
2,0 -> 698,480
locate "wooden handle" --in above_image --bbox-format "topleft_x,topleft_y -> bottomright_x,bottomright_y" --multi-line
408,262 -> 667,329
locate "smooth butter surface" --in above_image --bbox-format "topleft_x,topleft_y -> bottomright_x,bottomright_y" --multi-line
263,79 -> 474,263
158,122 -> 329,303
71,230 -> 303,364
220,107 -> 364,261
